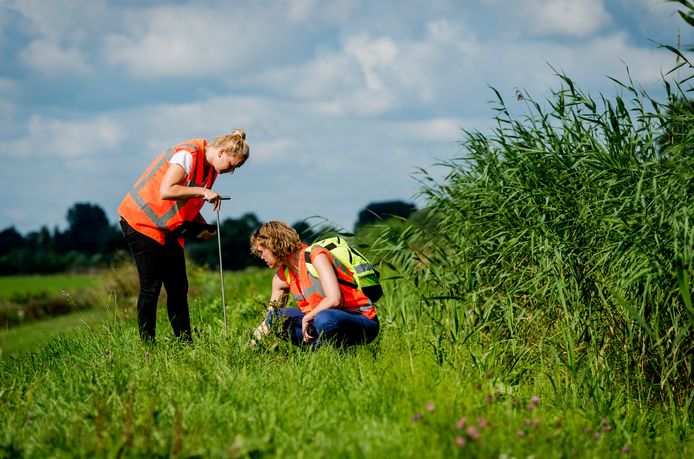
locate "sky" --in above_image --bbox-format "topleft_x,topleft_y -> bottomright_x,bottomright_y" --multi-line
0,0 -> 689,235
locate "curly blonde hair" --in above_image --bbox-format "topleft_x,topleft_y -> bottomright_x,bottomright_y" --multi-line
250,221 -> 302,260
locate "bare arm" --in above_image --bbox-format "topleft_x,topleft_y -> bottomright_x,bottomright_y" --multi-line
159,163 -> 221,210
301,253 -> 343,342
269,273 -> 290,308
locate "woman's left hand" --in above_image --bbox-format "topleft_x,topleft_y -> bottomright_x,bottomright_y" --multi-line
301,314 -> 315,343
198,229 -> 217,240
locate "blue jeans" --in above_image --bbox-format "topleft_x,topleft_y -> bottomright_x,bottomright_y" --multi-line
120,218 -> 191,342
266,307 -> 379,348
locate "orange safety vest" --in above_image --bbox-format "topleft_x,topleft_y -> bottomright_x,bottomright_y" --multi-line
118,139 -> 217,245
277,244 -> 377,319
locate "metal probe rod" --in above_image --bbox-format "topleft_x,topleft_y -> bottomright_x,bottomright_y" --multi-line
216,196 -> 231,338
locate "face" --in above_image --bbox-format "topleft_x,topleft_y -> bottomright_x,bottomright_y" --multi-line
214,148 -> 246,174
255,242 -> 279,269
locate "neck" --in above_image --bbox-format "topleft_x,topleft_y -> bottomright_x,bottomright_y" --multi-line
286,250 -> 301,274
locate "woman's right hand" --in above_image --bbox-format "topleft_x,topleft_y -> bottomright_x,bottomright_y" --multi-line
201,189 -> 221,210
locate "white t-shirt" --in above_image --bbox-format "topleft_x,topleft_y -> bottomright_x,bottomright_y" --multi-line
170,150 -> 193,175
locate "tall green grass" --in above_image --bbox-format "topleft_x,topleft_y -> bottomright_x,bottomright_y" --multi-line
373,41 -> 693,411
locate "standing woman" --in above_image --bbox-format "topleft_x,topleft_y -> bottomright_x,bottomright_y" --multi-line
118,129 -> 249,343
250,221 -> 379,348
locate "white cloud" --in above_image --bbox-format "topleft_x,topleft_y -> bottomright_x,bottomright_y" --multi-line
531,0 -> 611,37
286,0 -> 318,22
103,4 -> 284,78
8,0 -> 110,43
5,115 -> 123,160
252,138 -> 297,163
249,23 -> 481,117
345,34 -> 399,91
392,118 -> 463,142
484,0 -> 611,38
284,0 -> 359,25
20,40 -> 92,75
509,32 -> 677,90
243,33 -> 402,116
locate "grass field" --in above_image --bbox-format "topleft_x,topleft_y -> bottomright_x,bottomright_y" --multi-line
0,308 -> 110,360
0,274 -> 103,299
0,267 -> 691,458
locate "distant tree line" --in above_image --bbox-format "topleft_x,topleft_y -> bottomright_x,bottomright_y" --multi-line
0,200 -> 416,275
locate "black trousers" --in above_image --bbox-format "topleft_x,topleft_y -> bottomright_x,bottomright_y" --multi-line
119,218 -> 191,342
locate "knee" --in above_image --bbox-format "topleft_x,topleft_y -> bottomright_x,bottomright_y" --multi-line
139,283 -> 161,301
166,280 -> 188,297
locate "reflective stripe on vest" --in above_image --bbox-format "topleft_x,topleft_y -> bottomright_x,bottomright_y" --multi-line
280,246 -> 376,317
126,143 -> 214,230
118,139 -> 218,245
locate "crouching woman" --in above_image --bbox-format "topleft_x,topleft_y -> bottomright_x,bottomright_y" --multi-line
250,221 -> 379,348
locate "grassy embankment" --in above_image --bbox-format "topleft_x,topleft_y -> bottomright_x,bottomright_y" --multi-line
0,274 -> 109,359
0,266 -> 691,458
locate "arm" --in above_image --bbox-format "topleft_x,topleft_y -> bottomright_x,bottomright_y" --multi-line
251,273 -> 290,343
159,163 -> 222,210
301,252 -> 343,342
269,273 -> 290,308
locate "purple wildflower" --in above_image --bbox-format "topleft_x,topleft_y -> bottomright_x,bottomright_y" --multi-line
411,412 -> 423,422
456,416 -> 467,429
477,417 -> 489,429
466,426 -> 480,441
455,436 -> 466,448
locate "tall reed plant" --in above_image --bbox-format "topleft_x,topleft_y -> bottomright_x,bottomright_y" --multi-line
376,23 -> 693,402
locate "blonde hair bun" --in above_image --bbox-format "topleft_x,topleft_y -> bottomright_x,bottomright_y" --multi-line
232,129 -> 246,140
